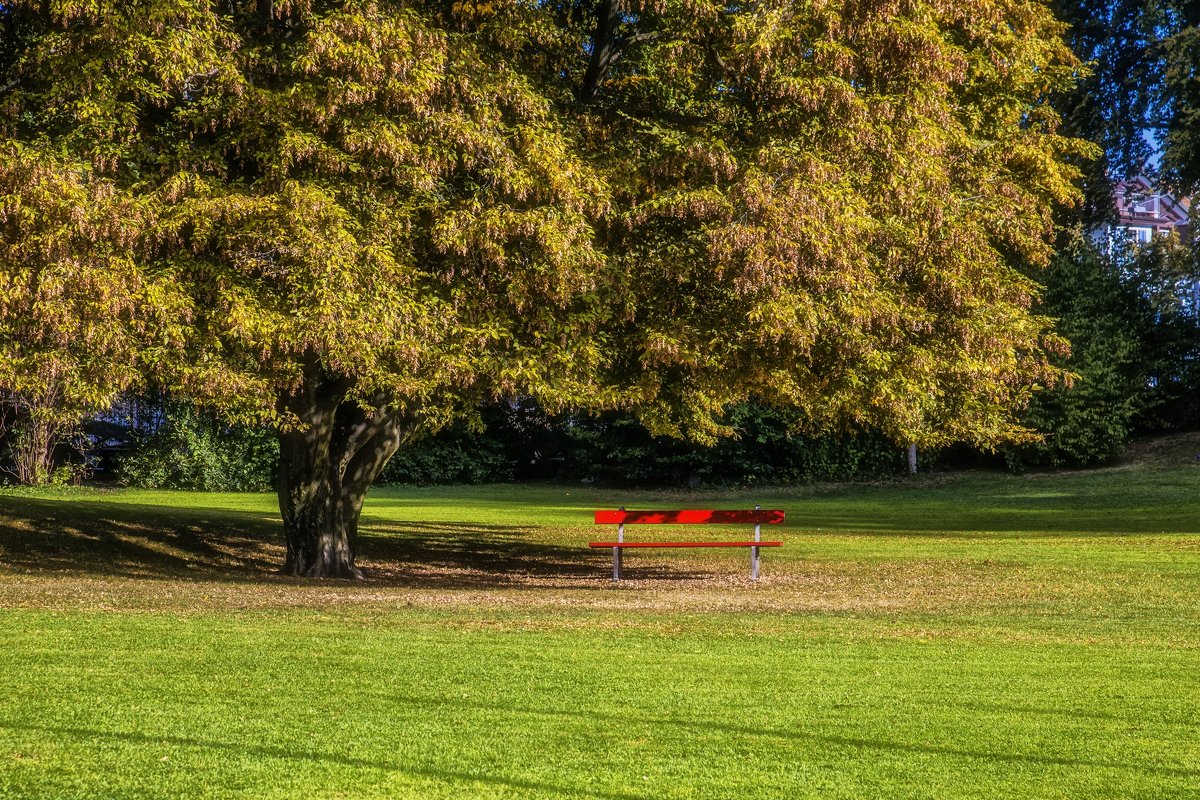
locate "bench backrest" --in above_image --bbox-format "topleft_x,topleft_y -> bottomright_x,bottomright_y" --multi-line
594,509 -> 785,525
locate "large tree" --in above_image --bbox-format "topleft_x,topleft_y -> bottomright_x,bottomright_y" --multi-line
1,0 -> 1090,576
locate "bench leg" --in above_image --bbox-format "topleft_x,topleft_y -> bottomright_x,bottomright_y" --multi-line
750,546 -> 760,581
612,547 -> 622,581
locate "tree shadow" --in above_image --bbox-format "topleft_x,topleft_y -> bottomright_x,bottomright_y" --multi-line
356,519 -> 714,587
0,496 -> 283,580
0,495 -> 715,588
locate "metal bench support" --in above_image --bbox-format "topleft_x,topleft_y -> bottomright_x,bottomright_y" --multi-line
751,505 -> 762,581
613,518 -> 624,581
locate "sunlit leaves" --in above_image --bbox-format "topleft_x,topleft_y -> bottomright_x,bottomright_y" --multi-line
0,143 -> 187,420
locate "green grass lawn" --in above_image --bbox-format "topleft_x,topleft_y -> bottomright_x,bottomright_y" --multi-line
2,461 -> 1199,798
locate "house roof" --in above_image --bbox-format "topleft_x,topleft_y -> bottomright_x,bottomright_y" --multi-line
1114,176 -> 1190,229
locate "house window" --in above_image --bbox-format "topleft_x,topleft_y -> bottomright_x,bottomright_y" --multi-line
1128,227 -> 1153,243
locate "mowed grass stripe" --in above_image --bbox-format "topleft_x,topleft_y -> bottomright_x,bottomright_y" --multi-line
2,611 -> 1198,799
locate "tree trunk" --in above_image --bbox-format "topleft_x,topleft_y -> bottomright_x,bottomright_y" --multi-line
276,367 -> 416,578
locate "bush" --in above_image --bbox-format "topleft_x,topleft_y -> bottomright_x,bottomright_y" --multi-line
116,403 -> 277,491
378,423 -> 513,485
549,403 -> 903,486
380,399 -> 906,487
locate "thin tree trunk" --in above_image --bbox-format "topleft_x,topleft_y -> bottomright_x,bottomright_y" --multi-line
1,395 -> 65,486
13,416 -> 56,485
579,0 -> 624,103
907,443 -> 918,474
276,366 -> 416,578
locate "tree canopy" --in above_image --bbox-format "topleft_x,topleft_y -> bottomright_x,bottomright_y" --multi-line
1,0 -> 1092,575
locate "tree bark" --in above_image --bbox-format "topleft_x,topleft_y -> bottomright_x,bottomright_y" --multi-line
276,366 -> 416,578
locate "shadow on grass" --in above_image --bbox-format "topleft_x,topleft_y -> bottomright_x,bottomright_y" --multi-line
356,519 -> 715,587
0,496 -> 710,587
368,695 -> 1200,781
5,703 -> 1195,787
0,722 -> 654,800
782,506 -> 1200,537
0,496 -> 283,579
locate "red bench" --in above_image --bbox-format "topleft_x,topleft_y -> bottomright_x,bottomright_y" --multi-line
590,507 -> 785,581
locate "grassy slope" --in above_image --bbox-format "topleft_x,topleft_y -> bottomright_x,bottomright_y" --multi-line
1,465 -> 1199,799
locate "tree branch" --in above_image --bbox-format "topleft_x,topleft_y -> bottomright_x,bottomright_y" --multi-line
578,0 -> 663,104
